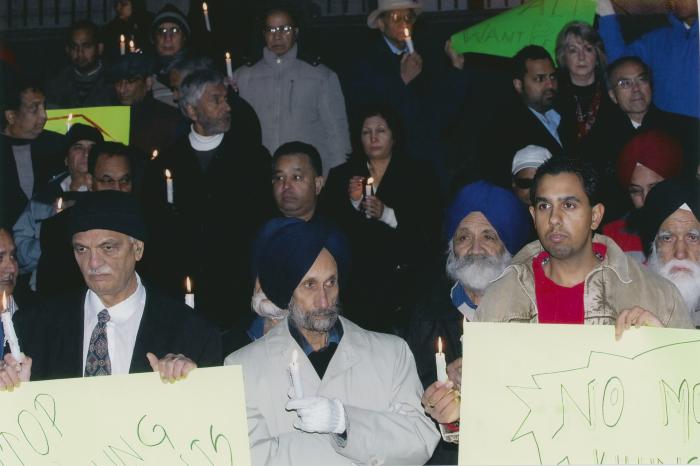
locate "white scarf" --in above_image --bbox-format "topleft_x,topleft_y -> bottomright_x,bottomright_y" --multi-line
188,126 -> 224,151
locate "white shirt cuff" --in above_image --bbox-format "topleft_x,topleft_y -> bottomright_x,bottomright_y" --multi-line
380,206 -> 398,228
351,198 -> 362,211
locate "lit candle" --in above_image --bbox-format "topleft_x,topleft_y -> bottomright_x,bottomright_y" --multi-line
129,39 -> 135,53
364,177 -> 375,219
225,52 -> 233,79
404,28 -> 415,55
119,34 -> 126,55
1,292 -> 23,363
288,349 -> 304,399
436,337 -> 448,383
56,197 -> 63,213
165,169 -> 174,204
66,113 -> 73,132
151,149 -> 159,160
202,2 -> 211,32
185,277 -> 195,308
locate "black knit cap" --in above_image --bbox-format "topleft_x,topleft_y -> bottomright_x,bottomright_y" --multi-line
65,123 -> 104,150
640,178 -> 700,254
110,52 -> 154,81
151,4 -> 190,39
68,191 -> 147,242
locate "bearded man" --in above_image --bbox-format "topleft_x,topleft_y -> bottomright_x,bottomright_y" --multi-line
643,178 -> 700,327
224,219 -> 439,466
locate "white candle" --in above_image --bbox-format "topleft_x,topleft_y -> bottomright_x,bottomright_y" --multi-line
119,34 -> 126,55
129,39 -> 135,53
165,169 -> 174,204
202,2 -> 211,32
404,28 -> 415,55
436,337 -> 448,383
66,113 -> 73,132
185,277 -> 195,308
56,197 -> 63,214
364,177 -> 374,219
151,149 -> 159,160
225,52 -> 233,79
1,292 -> 23,363
288,349 -> 304,399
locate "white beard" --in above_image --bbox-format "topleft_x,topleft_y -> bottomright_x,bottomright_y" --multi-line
251,288 -> 288,320
648,247 -> 700,315
446,247 -> 512,295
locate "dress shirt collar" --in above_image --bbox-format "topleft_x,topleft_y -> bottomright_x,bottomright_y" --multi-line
85,273 -> 145,323
288,318 -> 344,356
383,35 -> 407,55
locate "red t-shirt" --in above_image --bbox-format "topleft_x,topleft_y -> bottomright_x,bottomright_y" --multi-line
533,243 -> 607,324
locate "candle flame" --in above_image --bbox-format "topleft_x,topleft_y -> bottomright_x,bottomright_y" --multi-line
202,2 -> 208,12
165,169 -> 172,179
367,177 -> 374,186
1,291 -> 6,313
57,197 -> 63,210
129,40 -> 135,48
186,276 -> 192,293
120,34 -> 125,42
225,52 -> 231,60
404,28 -> 411,39
151,149 -> 159,160
438,336 -> 443,353
67,113 -> 73,121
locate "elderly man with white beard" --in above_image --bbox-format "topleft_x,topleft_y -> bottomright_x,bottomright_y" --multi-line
642,178 -> 700,328
225,218 -> 439,466
405,180 -> 532,464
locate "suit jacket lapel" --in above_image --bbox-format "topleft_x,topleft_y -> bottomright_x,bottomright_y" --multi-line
130,290 -> 158,373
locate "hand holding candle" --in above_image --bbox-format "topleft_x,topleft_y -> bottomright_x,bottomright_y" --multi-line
404,28 -> 415,55
165,169 -> 174,204
436,337 -> 448,383
185,277 -> 195,308
1,292 -> 23,363
202,2 -> 211,32
225,52 -> 233,79
288,349 -> 304,399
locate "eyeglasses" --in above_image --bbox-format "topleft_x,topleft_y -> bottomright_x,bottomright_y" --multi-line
513,177 -> 534,189
263,25 -> 294,35
615,74 -> 650,89
156,27 -> 181,37
385,11 -> 417,24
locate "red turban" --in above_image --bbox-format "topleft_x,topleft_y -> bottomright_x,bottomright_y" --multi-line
616,129 -> 684,187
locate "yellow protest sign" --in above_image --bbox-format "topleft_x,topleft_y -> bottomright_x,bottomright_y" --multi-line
459,323 -> 700,465
46,106 -> 131,144
0,366 -> 251,465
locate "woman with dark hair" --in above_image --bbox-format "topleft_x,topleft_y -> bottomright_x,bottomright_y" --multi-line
320,105 -> 443,334
101,0 -> 155,59
555,21 -> 616,146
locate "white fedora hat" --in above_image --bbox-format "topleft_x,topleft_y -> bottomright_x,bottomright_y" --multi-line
367,0 -> 423,29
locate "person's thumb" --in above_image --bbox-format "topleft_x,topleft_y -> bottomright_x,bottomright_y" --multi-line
146,352 -> 159,372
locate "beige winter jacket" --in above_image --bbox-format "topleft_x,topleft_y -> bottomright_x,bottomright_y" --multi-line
475,234 -> 694,328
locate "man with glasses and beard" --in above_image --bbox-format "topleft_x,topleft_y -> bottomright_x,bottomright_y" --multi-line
642,178 -> 700,327
225,219 -> 439,466
406,181 -> 531,463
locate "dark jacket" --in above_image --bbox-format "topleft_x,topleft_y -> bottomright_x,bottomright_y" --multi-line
44,62 -> 117,109
129,94 -> 187,159
15,286 -> 222,381
320,155 -> 443,333
140,128 -> 274,329
0,131 -> 66,226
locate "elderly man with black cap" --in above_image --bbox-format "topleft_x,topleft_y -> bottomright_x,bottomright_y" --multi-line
112,52 -> 185,158
13,123 -> 103,292
406,181 -> 531,463
0,191 -> 221,388
643,178 -> 700,328
225,219 -> 439,466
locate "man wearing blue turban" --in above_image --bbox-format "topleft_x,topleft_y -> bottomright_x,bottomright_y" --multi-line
225,219 -> 439,466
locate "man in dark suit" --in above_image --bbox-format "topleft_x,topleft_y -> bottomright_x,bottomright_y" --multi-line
474,45 -> 565,189
0,191 -> 221,388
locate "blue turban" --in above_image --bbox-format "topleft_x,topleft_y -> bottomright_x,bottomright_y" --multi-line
445,181 -> 532,256
258,219 -> 350,310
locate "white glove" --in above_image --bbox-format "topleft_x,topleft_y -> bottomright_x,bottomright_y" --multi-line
286,396 -> 347,434
596,0 -> 615,16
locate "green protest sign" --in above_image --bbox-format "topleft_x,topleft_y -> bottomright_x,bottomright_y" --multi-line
46,106 -> 131,144
451,0 -> 597,58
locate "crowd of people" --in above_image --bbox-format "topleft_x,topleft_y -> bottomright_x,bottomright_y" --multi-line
0,0 -> 699,464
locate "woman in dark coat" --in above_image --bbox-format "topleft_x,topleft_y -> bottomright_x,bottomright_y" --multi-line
320,105 -> 443,334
